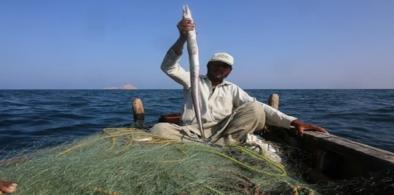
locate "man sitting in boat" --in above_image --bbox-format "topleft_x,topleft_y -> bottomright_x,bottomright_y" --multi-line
151,17 -> 327,151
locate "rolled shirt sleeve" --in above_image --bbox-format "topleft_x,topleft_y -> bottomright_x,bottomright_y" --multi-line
161,49 -> 191,89
259,102 -> 297,129
232,87 -> 296,128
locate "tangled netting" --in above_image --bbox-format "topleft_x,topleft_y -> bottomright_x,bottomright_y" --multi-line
0,128 -> 316,195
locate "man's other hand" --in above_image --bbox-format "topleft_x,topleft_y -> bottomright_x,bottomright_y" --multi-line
291,119 -> 328,136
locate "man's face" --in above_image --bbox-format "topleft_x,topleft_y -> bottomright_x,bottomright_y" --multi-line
207,61 -> 232,82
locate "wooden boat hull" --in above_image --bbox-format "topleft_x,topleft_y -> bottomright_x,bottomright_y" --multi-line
132,96 -> 394,180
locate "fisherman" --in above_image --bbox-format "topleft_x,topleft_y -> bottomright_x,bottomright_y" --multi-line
151,17 -> 327,152
0,179 -> 17,194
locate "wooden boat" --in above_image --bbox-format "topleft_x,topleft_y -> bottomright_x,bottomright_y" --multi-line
132,94 -> 394,181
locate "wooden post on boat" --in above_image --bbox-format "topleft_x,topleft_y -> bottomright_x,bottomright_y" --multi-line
261,93 -> 280,132
268,93 -> 279,109
132,98 -> 144,128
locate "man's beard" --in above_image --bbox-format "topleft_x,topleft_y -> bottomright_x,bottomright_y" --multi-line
207,70 -> 228,83
212,73 -> 226,80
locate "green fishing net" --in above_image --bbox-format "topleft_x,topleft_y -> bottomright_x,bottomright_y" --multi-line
0,128 -> 315,194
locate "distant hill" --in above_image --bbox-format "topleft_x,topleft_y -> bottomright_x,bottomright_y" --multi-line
104,83 -> 137,90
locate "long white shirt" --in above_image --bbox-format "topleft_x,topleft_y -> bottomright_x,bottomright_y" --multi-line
161,49 -> 297,128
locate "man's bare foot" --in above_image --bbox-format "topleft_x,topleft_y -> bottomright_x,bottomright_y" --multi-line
0,179 -> 17,194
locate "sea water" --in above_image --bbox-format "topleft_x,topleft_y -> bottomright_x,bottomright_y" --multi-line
0,89 -> 393,158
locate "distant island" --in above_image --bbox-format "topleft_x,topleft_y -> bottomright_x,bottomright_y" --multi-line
104,83 -> 137,90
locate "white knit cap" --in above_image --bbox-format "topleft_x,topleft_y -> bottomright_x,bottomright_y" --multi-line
209,52 -> 234,66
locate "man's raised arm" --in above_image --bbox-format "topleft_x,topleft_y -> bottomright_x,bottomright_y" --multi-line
160,19 -> 195,89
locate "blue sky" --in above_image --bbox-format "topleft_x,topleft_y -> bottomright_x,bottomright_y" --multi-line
1,0 -> 393,89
